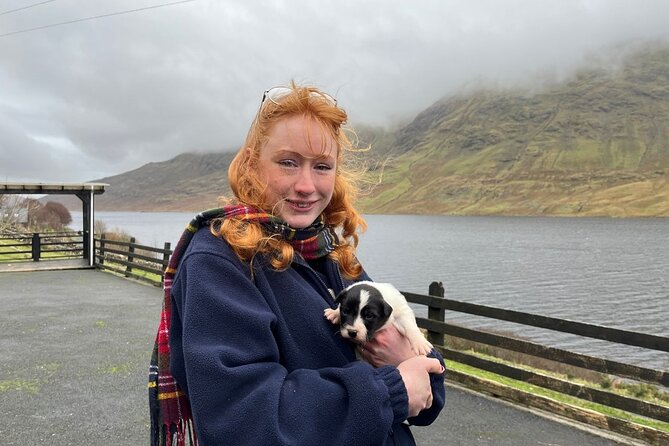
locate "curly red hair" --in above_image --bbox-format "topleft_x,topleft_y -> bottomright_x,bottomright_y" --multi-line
215,83 -> 367,279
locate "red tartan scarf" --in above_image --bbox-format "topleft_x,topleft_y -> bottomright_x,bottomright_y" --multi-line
148,205 -> 338,446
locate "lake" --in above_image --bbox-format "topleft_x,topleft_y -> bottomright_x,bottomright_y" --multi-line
71,211 -> 669,370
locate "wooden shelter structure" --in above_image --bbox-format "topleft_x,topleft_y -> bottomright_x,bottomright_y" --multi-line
0,182 -> 107,266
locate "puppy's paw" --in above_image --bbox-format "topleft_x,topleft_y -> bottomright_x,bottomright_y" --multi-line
324,307 -> 340,324
410,336 -> 434,356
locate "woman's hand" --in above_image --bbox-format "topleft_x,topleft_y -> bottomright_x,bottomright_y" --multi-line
358,325 -> 415,367
397,356 -> 444,417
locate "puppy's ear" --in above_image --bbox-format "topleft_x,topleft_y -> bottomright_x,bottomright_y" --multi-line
381,299 -> 393,319
334,289 -> 348,304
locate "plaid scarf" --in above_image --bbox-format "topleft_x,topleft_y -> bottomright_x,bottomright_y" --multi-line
148,205 -> 339,446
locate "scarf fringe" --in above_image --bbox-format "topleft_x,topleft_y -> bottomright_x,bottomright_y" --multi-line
151,420 -> 197,446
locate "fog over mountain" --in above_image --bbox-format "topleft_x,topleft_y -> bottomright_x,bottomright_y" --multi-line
41,43 -> 669,218
2,0 -> 669,183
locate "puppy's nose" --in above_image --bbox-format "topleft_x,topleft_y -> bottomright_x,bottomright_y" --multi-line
347,330 -> 358,339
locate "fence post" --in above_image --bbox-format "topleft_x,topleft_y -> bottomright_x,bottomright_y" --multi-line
125,237 -> 135,277
161,242 -> 171,285
427,281 -> 445,347
98,234 -> 105,266
31,233 -> 40,262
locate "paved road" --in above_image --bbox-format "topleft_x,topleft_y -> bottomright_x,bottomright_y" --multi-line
413,383 -> 634,446
0,269 -> 635,445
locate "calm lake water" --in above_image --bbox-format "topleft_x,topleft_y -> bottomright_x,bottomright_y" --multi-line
72,212 -> 669,370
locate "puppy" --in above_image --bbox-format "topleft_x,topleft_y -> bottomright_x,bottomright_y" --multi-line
324,281 -> 433,356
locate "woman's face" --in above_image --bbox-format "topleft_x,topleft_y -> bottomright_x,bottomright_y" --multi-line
256,115 -> 337,229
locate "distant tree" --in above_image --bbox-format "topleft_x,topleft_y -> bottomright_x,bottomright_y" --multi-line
25,199 -> 44,228
0,195 -> 26,231
94,219 -> 108,236
44,201 -> 72,226
27,200 -> 72,230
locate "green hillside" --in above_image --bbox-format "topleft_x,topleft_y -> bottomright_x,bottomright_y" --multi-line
55,152 -> 235,211
358,44 -> 669,216
97,152 -> 236,211
68,43 -> 669,217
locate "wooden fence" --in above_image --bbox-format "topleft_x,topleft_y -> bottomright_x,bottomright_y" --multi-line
94,235 -> 171,286
36,235 -> 665,444
0,231 -> 84,261
406,282 -> 669,446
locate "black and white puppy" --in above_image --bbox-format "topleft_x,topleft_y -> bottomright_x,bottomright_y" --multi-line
324,281 -> 433,356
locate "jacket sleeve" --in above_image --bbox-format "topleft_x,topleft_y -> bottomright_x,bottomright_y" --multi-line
169,250 -> 409,446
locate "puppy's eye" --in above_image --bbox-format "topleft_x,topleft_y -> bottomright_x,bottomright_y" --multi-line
363,313 -> 376,321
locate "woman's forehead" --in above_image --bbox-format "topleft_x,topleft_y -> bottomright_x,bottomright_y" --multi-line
264,115 -> 338,157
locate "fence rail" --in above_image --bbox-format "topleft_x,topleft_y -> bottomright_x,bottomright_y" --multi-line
94,235 -> 171,286
406,282 -> 669,445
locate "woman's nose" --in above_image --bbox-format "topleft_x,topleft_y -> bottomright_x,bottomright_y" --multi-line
294,168 -> 316,195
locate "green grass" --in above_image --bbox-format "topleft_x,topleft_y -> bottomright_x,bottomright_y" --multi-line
99,259 -> 163,285
98,363 -> 133,375
0,379 -> 40,394
458,347 -> 669,406
446,359 -> 669,433
0,238 -> 31,260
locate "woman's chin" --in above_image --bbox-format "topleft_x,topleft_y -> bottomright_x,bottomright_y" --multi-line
282,214 -> 318,229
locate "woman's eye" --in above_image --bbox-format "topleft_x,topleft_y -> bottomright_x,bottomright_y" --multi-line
315,163 -> 332,171
278,159 -> 297,168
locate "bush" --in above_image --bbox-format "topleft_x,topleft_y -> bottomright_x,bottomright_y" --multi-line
44,202 -> 72,226
27,201 -> 72,230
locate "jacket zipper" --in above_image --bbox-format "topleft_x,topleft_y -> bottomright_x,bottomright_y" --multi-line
293,256 -> 342,307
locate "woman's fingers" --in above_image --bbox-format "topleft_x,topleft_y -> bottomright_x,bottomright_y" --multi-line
397,356 -> 443,417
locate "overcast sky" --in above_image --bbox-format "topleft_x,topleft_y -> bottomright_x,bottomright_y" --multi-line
2,0 -> 669,183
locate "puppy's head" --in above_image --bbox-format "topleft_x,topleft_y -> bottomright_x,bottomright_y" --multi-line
334,281 -> 393,343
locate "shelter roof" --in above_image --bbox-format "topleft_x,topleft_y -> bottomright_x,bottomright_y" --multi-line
0,182 -> 107,195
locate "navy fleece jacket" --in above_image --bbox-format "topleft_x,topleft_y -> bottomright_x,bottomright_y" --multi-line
169,228 -> 445,446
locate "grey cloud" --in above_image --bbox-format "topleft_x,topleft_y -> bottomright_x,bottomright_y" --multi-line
1,0 -> 669,182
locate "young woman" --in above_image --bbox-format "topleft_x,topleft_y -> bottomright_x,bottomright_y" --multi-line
149,83 -> 445,446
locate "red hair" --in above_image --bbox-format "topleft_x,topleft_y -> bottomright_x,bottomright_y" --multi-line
216,83 -> 367,279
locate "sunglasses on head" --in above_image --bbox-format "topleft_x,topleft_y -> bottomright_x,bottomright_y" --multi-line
260,86 -> 337,107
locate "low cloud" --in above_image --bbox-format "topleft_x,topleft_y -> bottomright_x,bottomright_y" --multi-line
1,0 -> 668,182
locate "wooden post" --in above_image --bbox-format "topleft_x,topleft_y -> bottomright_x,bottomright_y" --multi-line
125,237 -> 135,277
427,281 -> 445,347
98,234 -> 106,266
161,242 -> 171,285
31,233 -> 40,261
77,190 -> 91,264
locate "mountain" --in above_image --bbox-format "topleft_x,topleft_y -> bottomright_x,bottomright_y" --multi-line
54,152 -> 235,211
61,43 -> 669,216
357,43 -> 669,216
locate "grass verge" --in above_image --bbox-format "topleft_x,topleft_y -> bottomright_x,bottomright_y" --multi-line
97,259 -> 163,286
446,359 -> 669,433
